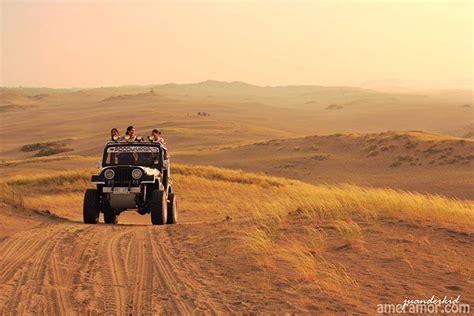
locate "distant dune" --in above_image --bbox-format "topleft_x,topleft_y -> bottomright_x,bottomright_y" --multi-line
176,131 -> 474,199
0,93 -> 42,111
101,90 -> 172,103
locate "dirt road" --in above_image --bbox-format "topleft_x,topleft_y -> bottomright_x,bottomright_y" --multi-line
0,221 -> 234,315
1,202 -> 472,315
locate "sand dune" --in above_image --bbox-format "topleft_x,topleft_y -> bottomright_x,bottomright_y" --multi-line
0,93 -> 42,111
176,131 -> 474,199
100,90 -> 173,103
1,81 -> 472,142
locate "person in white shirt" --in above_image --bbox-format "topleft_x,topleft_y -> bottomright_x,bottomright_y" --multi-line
120,125 -> 136,141
151,129 -> 165,144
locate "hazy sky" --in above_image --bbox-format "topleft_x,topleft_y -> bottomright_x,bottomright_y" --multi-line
1,0 -> 472,89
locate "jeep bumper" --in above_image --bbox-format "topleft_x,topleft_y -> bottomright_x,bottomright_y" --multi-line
103,187 -> 141,194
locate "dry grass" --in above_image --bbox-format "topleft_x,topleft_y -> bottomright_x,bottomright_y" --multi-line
3,162 -> 473,230
281,183 -> 473,227
0,155 -> 91,167
5,169 -> 92,190
173,165 -> 473,295
334,220 -> 364,248
173,164 -> 285,188
23,193 -> 84,216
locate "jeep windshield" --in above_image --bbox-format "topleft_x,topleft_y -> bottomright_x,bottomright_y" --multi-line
103,145 -> 160,167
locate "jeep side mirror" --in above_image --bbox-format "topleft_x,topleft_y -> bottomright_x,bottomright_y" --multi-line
95,160 -> 100,169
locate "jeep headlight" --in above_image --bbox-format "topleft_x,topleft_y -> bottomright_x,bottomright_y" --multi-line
104,169 -> 115,180
132,168 -> 143,180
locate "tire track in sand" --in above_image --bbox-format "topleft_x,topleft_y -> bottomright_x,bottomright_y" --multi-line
0,224 -> 84,315
125,229 -> 153,315
97,227 -> 130,315
0,225 -> 56,284
1,223 -> 233,315
148,227 -> 232,315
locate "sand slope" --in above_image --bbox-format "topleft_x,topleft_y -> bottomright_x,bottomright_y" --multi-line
177,131 -> 474,199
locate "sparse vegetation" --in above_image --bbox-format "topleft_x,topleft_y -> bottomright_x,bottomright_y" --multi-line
21,141 -> 73,157
365,144 -> 378,152
197,111 -> 211,117
404,141 -> 418,149
424,145 -> 443,155
101,90 -> 159,102
312,154 -> 329,161
390,161 -> 402,168
33,147 -> 74,157
21,141 -> 63,152
326,104 -> 343,110
367,150 -> 379,157
380,145 -> 394,152
334,220 -> 364,248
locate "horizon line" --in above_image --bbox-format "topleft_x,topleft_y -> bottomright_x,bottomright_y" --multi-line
0,79 -> 473,93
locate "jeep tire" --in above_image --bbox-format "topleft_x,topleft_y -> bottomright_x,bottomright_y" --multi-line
166,193 -> 177,224
104,210 -> 117,224
150,190 -> 167,225
83,189 -> 100,224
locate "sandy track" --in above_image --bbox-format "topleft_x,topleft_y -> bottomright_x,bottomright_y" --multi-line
0,222 -> 231,315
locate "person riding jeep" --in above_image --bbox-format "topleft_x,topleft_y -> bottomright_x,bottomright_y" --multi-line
151,129 -> 166,144
120,125 -> 137,142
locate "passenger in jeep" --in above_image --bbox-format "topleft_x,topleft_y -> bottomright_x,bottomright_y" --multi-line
110,128 -> 120,141
120,125 -> 136,141
151,129 -> 166,144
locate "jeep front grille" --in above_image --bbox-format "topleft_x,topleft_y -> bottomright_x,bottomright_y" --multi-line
114,167 -> 132,184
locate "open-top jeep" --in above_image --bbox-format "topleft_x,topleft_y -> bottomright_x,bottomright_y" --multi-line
83,140 -> 177,225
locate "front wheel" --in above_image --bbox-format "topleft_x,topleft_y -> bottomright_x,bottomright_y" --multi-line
150,190 -> 167,225
83,189 -> 100,224
166,193 -> 177,224
104,210 -> 118,224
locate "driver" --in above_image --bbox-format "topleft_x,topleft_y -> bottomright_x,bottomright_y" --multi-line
117,152 -> 136,165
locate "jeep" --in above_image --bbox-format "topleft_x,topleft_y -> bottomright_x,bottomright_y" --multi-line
83,140 -> 177,225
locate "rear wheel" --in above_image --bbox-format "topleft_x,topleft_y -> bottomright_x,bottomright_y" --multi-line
150,190 -> 167,225
166,193 -> 177,224
83,189 -> 100,224
103,210 -> 117,224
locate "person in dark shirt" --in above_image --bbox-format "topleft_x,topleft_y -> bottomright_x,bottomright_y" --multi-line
110,128 -> 120,141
